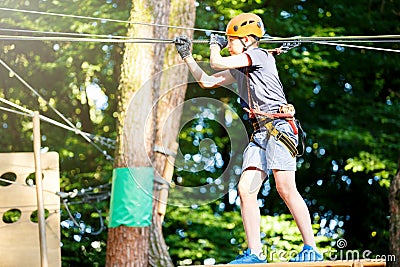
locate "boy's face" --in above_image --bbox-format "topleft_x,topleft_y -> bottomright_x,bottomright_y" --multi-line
227,36 -> 245,55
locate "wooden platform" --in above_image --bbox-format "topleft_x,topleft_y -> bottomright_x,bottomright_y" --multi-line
182,260 -> 386,267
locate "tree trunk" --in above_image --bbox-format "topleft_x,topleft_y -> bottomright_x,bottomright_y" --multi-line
149,1 -> 196,266
106,226 -> 150,266
106,0 -> 196,265
106,0 -> 169,265
388,155 -> 400,267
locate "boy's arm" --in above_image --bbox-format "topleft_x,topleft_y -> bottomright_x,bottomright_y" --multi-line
183,56 -> 233,88
210,45 -> 251,70
209,34 -> 251,70
174,36 -> 235,88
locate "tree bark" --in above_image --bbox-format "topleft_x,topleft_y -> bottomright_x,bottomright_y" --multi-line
106,0 -> 196,265
149,1 -> 196,266
106,226 -> 150,266
106,0 -> 169,266
388,155 -> 400,267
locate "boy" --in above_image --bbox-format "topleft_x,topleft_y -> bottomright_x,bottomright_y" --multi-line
174,13 -> 323,264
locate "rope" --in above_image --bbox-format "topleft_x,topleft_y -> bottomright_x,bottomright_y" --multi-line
2,27 -> 399,44
0,58 -> 82,131
0,97 -> 116,151
0,106 -> 31,117
0,28 -> 399,53
0,175 -> 109,235
1,33 -> 400,43
1,7 -> 399,53
0,57 -> 115,160
261,35 -> 400,43
0,58 -> 115,161
0,34 -> 173,43
0,96 -> 33,115
1,7 -> 399,51
4,7 -> 400,45
314,41 -> 400,53
0,177 -> 58,196
0,7 -> 225,34
0,27 -> 131,40
1,34 -> 399,53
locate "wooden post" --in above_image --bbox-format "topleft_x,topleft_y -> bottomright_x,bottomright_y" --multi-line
33,111 -> 49,267
157,142 -> 179,222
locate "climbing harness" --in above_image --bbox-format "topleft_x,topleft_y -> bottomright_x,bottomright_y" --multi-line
250,115 -> 306,158
244,69 -> 305,158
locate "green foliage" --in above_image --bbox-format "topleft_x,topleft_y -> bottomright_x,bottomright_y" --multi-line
345,151 -> 393,186
2,209 -> 22,223
0,0 -> 124,265
164,205 -> 245,265
181,0 -> 399,264
164,205 -> 331,265
1,0 -> 399,266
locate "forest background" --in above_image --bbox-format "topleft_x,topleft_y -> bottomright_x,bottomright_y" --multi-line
0,0 -> 399,266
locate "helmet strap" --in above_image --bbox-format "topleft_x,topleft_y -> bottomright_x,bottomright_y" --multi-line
239,36 -> 258,51
239,38 -> 248,51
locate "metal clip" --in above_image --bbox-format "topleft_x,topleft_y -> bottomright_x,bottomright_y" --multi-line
280,38 -> 301,53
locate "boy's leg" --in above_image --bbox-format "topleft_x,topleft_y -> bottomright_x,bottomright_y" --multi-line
238,168 -> 266,254
272,169 -> 316,247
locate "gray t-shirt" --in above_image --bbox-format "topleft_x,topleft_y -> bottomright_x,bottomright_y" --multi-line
229,48 -> 287,113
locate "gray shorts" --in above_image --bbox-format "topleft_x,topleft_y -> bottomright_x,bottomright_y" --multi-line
242,120 -> 298,173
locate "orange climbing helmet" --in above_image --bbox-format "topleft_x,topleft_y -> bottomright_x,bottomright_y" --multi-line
226,13 -> 265,38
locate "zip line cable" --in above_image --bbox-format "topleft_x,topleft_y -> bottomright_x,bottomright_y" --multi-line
2,7 -> 399,46
1,28 -> 399,44
0,20 -> 398,52
0,7 -> 225,34
0,30 -> 399,53
0,28 -> 400,45
1,32 -> 400,44
1,34 -> 398,53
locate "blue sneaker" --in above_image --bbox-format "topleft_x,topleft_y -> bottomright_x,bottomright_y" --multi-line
229,248 -> 267,264
289,245 -> 324,262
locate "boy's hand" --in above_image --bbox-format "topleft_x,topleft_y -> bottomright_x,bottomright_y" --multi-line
173,36 -> 192,59
209,34 -> 228,49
